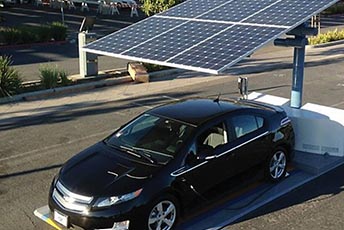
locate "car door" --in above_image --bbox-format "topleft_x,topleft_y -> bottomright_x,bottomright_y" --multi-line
223,112 -> 271,177
177,120 -> 234,195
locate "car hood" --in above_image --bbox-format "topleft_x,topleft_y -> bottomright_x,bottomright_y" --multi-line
58,142 -> 160,197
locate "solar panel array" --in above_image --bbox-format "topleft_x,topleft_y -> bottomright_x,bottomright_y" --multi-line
84,0 -> 339,74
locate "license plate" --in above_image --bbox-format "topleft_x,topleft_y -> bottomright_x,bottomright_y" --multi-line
54,210 -> 68,227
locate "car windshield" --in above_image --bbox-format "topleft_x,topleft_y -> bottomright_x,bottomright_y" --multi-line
105,113 -> 195,163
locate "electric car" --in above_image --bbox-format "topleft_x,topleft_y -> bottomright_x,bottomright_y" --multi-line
48,98 -> 294,230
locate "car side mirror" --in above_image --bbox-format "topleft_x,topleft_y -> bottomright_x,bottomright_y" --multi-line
196,145 -> 216,161
196,152 -> 216,161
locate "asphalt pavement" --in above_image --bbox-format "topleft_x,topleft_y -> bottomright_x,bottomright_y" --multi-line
0,4 -> 344,230
0,37 -> 343,230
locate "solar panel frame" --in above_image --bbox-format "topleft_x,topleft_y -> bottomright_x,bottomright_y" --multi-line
83,0 -> 340,74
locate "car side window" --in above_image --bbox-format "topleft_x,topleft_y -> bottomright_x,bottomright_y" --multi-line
231,115 -> 264,139
196,122 -> 228,152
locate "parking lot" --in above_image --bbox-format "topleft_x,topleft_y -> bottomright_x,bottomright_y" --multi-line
0,46 -> 344,229
1,2 -> 344,230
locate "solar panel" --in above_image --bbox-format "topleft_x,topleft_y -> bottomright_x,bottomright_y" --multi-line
168,25 -> 285,71
123,21 -> 228,62
244,0 -> 338,26
162,0 -> 277,23
83,0 -> 339,74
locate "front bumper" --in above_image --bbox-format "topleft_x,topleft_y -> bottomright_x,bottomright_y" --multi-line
35,205 -> 132,230
48,195 -> 139,230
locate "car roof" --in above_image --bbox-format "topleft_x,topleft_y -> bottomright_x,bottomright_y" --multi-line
149,98 -> 268,127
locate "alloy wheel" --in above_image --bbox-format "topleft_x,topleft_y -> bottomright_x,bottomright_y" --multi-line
269,150 -> 287,179
148,200 -> 176,230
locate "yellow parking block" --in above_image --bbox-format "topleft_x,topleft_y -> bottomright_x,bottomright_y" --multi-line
34,206 -> 62,230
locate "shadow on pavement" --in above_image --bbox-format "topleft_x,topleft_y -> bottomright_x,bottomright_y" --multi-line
0,91 -> 199,131
231,163 -> 344,228
0,163 -> 63,179
0,83 -> 293,132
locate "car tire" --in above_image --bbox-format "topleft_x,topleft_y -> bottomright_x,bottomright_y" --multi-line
131,194 -> 179,230
265,147 -> 288,182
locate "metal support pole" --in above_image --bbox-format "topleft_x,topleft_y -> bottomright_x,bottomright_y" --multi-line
290,37 -> 306,108
275,23 -> 316,109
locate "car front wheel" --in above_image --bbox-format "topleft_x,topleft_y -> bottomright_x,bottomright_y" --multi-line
266,147 -> 288,182
147,197 -> 178,230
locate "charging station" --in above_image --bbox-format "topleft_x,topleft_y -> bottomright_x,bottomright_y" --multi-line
34,1 -> 344,230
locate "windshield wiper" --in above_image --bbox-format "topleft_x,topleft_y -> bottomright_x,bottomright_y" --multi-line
120,145 -> 158,164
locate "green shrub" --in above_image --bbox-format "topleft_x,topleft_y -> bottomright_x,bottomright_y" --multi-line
39,65 -> 60,89
59,69 -> 71,86
0,22 -> 68,45
39,65 -> 71,88
1,27 -> 22,45
50,22 -> 67,41
0,56 -> 22,97
308,29 -> 344,45
36,25 -> 52,42
140,0 -> 183,16
20,28 -> 38,44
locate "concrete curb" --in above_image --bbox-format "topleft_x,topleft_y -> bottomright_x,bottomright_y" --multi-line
0,75 -> 133,104
0,68 -> 188,105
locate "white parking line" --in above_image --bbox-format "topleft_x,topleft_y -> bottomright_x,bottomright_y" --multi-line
0,130 -> 112,162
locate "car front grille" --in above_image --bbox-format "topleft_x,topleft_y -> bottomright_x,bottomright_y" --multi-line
52,181 -> 93,213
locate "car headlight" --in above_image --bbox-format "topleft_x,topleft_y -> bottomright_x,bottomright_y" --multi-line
94,189 -> 142,208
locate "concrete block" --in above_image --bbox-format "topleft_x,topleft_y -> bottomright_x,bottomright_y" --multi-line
127,62 -> 149,83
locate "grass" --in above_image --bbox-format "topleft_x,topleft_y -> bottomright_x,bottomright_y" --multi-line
308,29 -> 344,45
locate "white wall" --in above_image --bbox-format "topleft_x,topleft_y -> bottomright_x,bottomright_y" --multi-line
248,92 -> 344,157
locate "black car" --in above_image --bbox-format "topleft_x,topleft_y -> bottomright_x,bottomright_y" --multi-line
48,98 -> 294,230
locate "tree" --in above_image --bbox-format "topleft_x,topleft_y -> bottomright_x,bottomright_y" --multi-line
140,0 -> 183,16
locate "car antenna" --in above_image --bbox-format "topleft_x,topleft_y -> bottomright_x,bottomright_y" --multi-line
214,93 -> 221,103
